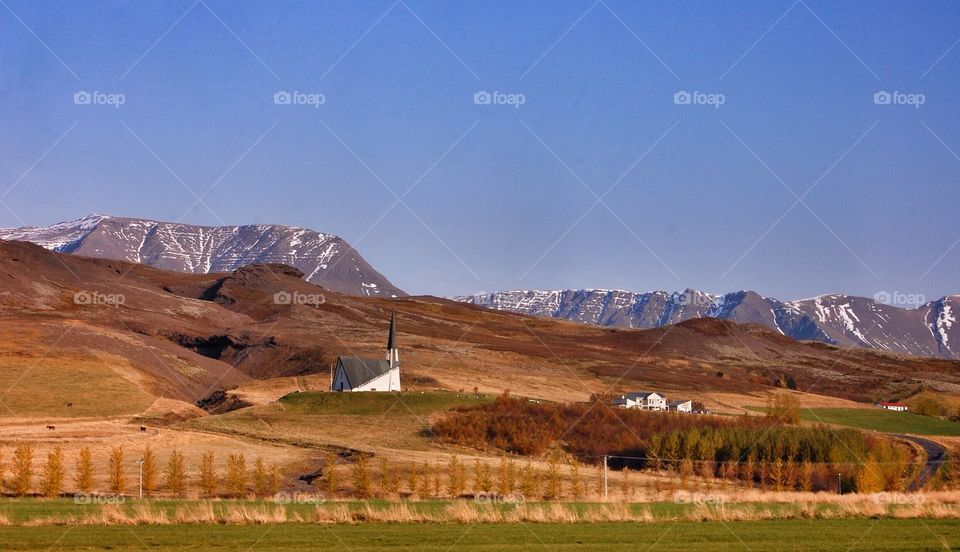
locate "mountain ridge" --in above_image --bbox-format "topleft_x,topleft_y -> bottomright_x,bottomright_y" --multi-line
454,288 -> 960,360
0,214 -> 405,297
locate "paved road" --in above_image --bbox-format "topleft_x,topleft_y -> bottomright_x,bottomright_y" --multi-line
892,434 -> 948,491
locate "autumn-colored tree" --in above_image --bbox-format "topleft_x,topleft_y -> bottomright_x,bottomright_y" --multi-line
253,458 -> 269,497
446,455 -> 465,497
799,461 -> 814,492
418,462 -> 431,497
352,456 -> 372,498
74,447 -> 94,494
496,457 -> 515,496
225,453 -> 248,498
321,451 -> 338,497
141,445 -> 158,497
519,461 -> 539,500
406,462 -> 421,497
11,444 -> 34,496
784,460 -> 799,491
568,459 -> 584,500
766,393 -> 801,425
108,446 -> 125,495
472,458 -> 493,494
376,457 -> 390,497
594,464 -> 605,499
855,456 -> 885,493
40,446 -> 65,498
769,459 -> 785,491
431,462 -> 442,497
199,451 -> 218,497
164,450 -> 186,497
544,456 -> 562,501
268,464 -> 282,495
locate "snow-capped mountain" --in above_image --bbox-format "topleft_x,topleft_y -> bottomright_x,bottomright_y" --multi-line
0,214 -> 404,297
455,289 -> 960,359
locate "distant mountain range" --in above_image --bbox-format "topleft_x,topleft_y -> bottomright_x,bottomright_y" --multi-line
454,289 -> 959,360
0,214 -> 404,297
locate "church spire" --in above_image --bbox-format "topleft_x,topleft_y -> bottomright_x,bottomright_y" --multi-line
386,311 -> 396,351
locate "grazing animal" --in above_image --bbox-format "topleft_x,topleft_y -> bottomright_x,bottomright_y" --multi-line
140,426 -> 147,432
46,425 -> 55,430
66,402 -> 73,407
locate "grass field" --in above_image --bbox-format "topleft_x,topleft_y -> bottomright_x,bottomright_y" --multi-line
278,390 -> 495,415
748,407 -> 960,436
0,519 -> 956,550
0,356 -> 155,417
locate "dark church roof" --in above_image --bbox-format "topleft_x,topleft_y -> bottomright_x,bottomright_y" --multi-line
337,356 -> 392,388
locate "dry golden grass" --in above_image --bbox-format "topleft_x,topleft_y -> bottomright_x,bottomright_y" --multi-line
0,494 -> 958,527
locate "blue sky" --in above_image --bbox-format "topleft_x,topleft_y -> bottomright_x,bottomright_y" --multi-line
1,0 -> 958,300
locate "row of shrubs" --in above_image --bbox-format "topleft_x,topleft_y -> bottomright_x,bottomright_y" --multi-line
0,445 -> 282,498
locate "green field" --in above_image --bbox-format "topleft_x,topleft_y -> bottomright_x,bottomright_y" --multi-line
0,519 -> 956,550
749,407 -> 960,436
278,390 -> 494,415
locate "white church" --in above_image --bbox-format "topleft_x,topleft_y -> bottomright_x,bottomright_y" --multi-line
330,312 -> 401,392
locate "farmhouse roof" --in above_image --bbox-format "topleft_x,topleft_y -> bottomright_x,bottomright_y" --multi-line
625,391 -> 660,400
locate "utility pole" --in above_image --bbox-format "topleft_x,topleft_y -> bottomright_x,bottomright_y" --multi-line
137,459 -> 144,499
603,456 -> 609,501
837,473 -> 842,495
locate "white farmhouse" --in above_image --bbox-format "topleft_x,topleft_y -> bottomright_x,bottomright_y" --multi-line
668,400 -> 693,413
614,391 -> 667,411
331,312 -> 401,392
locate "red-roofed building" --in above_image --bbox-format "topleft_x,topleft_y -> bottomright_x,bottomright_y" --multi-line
876,401 -> 909,412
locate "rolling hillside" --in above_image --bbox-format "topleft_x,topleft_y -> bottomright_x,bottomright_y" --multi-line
1,238 -> 958,416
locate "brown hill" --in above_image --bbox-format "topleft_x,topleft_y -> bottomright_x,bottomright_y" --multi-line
1,239 -> 958,416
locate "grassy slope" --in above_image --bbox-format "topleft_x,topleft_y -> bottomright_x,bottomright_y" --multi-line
0,519 -> 956,551
748,407 -> 960,436
278,390 -> 495,415
0,356 -> 155,417
183,391 -> 497,456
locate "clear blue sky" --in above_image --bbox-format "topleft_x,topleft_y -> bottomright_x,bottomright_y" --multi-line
1,0 -> 958,300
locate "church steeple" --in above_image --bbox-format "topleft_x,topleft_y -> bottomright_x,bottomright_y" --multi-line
386,312 -> 399,371
387,311 -> 396,351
